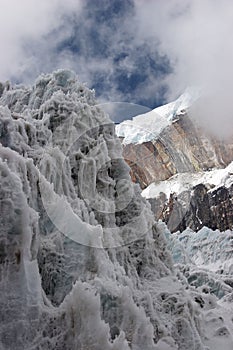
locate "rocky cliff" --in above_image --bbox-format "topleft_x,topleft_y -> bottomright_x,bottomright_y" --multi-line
121,113 -> 233,190
148,182 -> 233,233
117,93 -> 233,233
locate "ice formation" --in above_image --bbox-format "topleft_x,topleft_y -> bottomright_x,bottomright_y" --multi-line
0,70 -> 231,350
163,223 -> 233,349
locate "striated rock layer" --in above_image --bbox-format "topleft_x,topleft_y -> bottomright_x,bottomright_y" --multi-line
122,114 -> 233,190
0,71 -> 209,350
120,108 -> 233,233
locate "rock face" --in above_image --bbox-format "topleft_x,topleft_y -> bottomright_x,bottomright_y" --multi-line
148,183 -> 233,233
0,70 -> 208,350
119,106 -> 233,233
122,114 -> 233,189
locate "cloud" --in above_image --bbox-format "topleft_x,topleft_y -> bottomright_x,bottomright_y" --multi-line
0,0 -> 170,109
0,0 -> 82,81
51,0 -> 170,107
1,0 -> 233,135
134,0 -> 233,137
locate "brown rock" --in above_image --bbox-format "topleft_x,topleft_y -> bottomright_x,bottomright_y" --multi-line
122,114 -> 233,189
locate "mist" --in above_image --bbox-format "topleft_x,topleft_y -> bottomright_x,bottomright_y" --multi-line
0,0 -> 81,81
134,0 -> 233,137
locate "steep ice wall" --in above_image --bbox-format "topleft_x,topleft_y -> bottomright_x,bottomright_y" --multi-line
0,70 -> 206,349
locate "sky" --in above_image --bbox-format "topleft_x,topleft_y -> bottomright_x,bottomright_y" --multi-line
0,0 -> 233,132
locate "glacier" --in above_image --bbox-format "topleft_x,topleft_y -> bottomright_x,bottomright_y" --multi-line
0,70 -> 232,350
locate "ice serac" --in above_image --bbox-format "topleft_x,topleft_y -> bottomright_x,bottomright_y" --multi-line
0,70 -> 207,350
162,222 -> 233,350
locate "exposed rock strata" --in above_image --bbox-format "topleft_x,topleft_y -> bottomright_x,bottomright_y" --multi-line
122,114 -> 233,189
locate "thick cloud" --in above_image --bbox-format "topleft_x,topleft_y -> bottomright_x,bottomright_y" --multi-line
1,0 -> 233,134
0,0 -> 82,81
134,0 -> 233,136
0,0 -> 170,108
135,1 -> 233,95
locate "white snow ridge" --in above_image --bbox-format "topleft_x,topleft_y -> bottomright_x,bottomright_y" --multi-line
0,70 -> 232,349
116,88 -> 200,145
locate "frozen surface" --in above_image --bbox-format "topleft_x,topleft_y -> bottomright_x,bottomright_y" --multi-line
116,88 -> 200,144
0,71 -> 211,349
162,222 -> 233,349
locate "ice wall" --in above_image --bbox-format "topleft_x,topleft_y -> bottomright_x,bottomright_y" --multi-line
0,70 -> 205,349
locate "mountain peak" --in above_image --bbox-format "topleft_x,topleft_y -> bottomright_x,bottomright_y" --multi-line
116,87 -> 200,144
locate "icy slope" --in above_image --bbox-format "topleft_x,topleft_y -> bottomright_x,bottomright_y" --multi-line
0,70 -> 207,350
116,88 -> 199,144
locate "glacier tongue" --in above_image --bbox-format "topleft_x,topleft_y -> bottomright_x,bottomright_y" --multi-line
0,70 -> 209,349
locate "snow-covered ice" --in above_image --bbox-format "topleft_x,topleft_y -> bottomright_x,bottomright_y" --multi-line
116,88 -> 200,145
